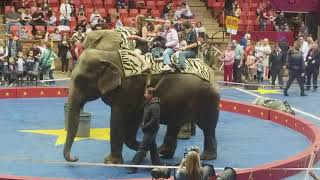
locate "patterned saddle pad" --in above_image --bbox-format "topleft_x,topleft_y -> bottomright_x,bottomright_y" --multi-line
118,50 -> 211,82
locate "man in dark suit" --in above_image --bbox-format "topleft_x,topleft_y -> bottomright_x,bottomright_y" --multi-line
305,42 -> 320,91
269,44 -> 286,88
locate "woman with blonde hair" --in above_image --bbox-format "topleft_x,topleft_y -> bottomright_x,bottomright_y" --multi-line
127,15 -> 150,72
175,150 -> 203,180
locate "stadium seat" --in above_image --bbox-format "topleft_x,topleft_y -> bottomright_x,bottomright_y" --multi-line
146,1 -> 156,9
140,9 -> 148,16
93,0 -> 104,7
35,26 -> 45,31
129,9 -> 139,17
47,26 -> 56,33
157,1 -> 165,11
104,0 -> 115,9
107,8 -> 117,15
119,9 -> 129,21
152,9 -> 161,18
212,2 -> 223,10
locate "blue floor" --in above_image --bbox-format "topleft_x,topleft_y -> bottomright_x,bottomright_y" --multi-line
0,87 -> 314,180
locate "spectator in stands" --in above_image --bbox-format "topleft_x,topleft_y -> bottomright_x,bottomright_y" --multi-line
0,39 -> 8,83
116,0 -> 126,9
232,40 -> 244,83
34,30 -> 45,40
60,0 -> 72,26
5,6 -> 22,33
149,24 -> 166,58
233,2 -> 241,18
180,2 -> 193,19
15,51 -> 25,86
115,16 -> 123,29
127,15 -> 151,72
85,23 -> 93,33
305,42 -> 320,91
49,28 -> 62,41
18,26 -> 31,40
240,33 -> 251,49
29,1 -> 38,14
4,57 -> 16,86
77,4 -> 86,23
261,38 -> 271,80
31,7 -> 46,36
69,0 -> 76,18
162,0 -> 173,19
195,22 -> 206,39
161,20 -> 179,71
26,50 -> 39,83
6,33 -> 21,58
175,21 -> 198,71
174,18 -> 184,33
269,44 -> 285,88
224,0 -> 235,16
20,9 -> 32,25
40,42 -> 58,81
46,11 -> 57,26
174,5 -> 183,20
58,35 -> 71,73
258,4 -> 272,31
274,11 -> 289,32
71,27 -> 85,42
90,8 -> 103,27
74,38 -> 84,61
245,50 -> 256,82
299,36 -> 309,61
15,0 -> 29,13
219,43 -> 235,84
127,0 -> 135,9
298,21 -> 309,38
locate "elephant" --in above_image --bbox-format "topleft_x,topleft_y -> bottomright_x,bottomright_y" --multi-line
63,30 -> 220,164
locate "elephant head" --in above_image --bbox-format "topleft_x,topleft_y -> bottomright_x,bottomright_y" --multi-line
63,49 -> 123,162
83,28 -> 137,51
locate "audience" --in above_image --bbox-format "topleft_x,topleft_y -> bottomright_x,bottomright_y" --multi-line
59,0 -> 72,26
5,6 -> 21,33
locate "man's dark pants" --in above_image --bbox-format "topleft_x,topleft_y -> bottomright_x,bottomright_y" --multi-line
271,68 -> 284,87
285,70 -> 305,94
233,59 -> 242,83
306,67 -> 319,90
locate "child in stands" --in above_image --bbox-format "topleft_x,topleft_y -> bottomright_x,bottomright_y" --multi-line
15,51 -> 25,86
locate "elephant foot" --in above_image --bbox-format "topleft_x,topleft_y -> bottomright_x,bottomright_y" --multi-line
177,123 -> 191,140
158,144 -> 175,159
125,140 -> 140,151
104,154 -> 124,164
200,151 -> 217,160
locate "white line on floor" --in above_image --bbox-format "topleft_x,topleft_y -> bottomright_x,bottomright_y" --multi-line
234,87 -> 320,121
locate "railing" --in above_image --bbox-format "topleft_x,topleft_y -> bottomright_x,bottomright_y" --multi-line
208,29 -> 229,42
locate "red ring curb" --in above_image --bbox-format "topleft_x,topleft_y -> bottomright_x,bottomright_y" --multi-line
0,87 -> 319,180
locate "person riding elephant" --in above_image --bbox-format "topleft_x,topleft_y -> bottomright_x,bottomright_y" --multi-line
63,30 -> 220,164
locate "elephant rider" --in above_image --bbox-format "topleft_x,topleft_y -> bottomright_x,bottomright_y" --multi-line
160,19 -> 179,72
174,20 -> 199,71
127,15 -> 151,72
128,87 -> 161,173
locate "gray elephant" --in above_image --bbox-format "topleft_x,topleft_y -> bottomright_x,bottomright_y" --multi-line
63,30 -> 220,164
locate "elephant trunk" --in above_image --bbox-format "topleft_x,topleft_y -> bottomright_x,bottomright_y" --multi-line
63,91 -> 83,162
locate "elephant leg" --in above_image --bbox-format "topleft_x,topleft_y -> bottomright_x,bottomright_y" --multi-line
125,125 -> 140,151
158,125 -> 181,159
177,122 -> 191,139
104,106 -> 125,164
198,102 -> 219,160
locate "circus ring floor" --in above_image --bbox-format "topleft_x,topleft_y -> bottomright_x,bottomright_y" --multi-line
0,86 -> 320,180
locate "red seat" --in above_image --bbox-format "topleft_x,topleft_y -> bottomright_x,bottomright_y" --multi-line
212,2 -> 223,10
93,0 -> 104,7
119,9 -> 129,21
104,0 -> 116,8
47,26 -> 56,33
36,26 -> 46,31
108,8 -> 118,15
86,8 -> 94,15
129,9 -> 139,17
157,1 -> 165,11
152,9 -> 161,18
146,0 -> 156,9
140,9 -> 148,16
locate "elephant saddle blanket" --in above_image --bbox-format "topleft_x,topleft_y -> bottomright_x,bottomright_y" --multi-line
118,50 -> 211,82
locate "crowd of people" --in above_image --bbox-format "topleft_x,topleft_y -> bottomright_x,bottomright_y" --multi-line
0,0 -> 211,86
219,33 -> 320,95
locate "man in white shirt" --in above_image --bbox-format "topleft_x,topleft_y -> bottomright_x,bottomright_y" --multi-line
60,0 -> 72,26
161,20 -> 179,71
299,36 -> 309,61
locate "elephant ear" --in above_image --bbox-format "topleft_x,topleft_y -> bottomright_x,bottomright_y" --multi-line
97,60 -> 122,95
